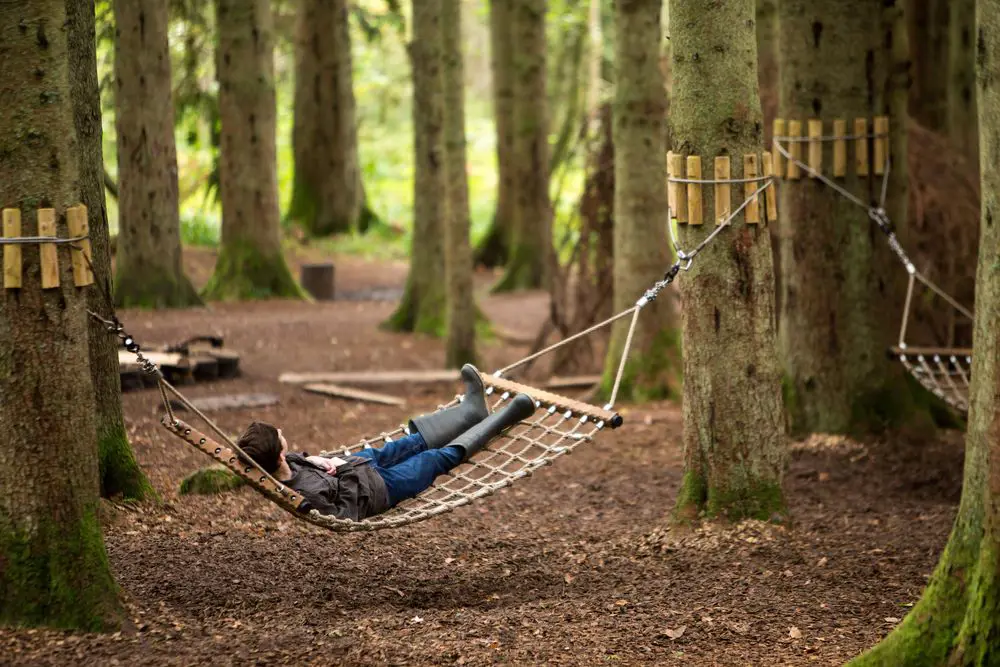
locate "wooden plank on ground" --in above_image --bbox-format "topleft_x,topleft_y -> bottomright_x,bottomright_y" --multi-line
545,375 -> 601,389
169,393 -> 280,413
303,383 -> 406,407
280,369 -> 460,385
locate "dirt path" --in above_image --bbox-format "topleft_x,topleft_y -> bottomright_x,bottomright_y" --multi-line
0,252 -> 962,666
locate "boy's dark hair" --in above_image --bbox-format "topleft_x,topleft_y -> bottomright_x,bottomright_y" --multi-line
236,421 -> 282,474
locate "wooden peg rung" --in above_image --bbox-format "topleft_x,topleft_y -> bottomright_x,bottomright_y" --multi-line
832,119 -> 847,178
686,156 -> 703,225
669,153 -> 687,223
2,208 -> 22,289
772,118 -> 786,176
762,151 -> 778,224
38,209 -> 60,289
855,117 -> 869,176
807,119 -> 823,176
714,156 -> 731,225
786,120 -> 802,180
874,116 -> 889,175
743,154 -> 760,224
66,205 -> 94,287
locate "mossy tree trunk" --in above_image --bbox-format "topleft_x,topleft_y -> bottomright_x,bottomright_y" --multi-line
474,0 -> 516,269
493,0 -> 553,293
777,1 -> 925,436
601,0 -> 680,403
287,0 -> 363,236
0,0 -> 122,630
67,0 -> 154,501
205,0 -> 303,301
948,0 -> 978,166
906,0 -> 950,131
383,0 -> 447,335
669,0 -> 787,524
442,0 -> 477,366
849,6 -> 1000,662
756,0 -> 778,141
112,0 -> 201,309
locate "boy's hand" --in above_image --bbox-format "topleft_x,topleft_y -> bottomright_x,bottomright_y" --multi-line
305,455 -> 338,474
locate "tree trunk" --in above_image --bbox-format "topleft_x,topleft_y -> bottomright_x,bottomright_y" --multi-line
442,0 -> 477,366
383,0 -> 448,335
602,0 -> 680,403
205,0 -> 303,301
849,5 -> 1000,663
287,0 -> 363,237
113,0 -> 201,309
777,1 -> 924,436
67,0 -> 154,501
493,0 -> 553,292
474,0 -> 516,269
0,0 -> 121,630
906,0 -> 949,131
669,0 -> 787,523
948,0 -> 978,165
756,0 -> 778,142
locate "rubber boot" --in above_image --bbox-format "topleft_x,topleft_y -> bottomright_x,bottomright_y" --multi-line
408,364 -> 489,448
449,393 -> 536,461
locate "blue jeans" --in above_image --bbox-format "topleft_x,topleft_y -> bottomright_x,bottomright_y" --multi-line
352,433 -> 463,506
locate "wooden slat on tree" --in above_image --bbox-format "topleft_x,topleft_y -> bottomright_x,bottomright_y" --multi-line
714,156 -> 730,225
772,118 -> 786,175
786,120 -> 802,179
2,208 -> 21,289
855,117 -> 869,176
303,383 -> 406,407
279,369 -> 461,385
833,119 -> 847,177
65,204 -> 94,287
762,151 -> 778,224
686,156 -> 703,225
670,152 -> 687,223
744,154 -> 760,223
808,119 -> 823,176
874,116 -> 889,175
37,208 -> 59,289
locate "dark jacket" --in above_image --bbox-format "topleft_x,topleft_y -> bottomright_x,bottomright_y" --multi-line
285,453 -> 390,521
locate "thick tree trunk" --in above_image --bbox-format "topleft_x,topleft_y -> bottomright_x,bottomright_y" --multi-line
948,0 -> 978,166
668,0 -> 786,523
67,0 -> 154,501
756,0 -> 778,141
602,0 -> 680,402
442,0 -> 477,366
0,0 -> 121,630
383,0 -> 448,335
849,5 -> 1000,663
205,0 -> 303,301
475,0 -> 517,269
777,1 -> 924,435
906,0 -> 950,131
493,0 -> 553,292
287,0 -> 363,237
113,0 -> 201,309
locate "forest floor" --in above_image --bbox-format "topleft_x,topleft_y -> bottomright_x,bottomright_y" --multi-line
0,247 -> 965,666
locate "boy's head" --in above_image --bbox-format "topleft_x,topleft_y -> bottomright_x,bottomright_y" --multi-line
236,421 -> 287,474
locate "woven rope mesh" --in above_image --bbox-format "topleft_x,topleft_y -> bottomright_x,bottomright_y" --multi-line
900,353 -> 971,413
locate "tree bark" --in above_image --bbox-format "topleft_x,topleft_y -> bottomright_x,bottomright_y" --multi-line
668,0 -> 787,523
0,0 -> 121,630
905,0 -> 950,131
756,0 -> 778,141
493,0 -> 553,292
205,0 -> 303,301
383,0 -> 448,335
948,0 -> 978,166
849,5 -> 1000,662
777,0 -> 924,436
287,0 -> 363,237
474,0 -> 516,269
442,0 -> 477,366
112,0 -> 201,309
67,0 -> 154,500
602,0 -> 680,403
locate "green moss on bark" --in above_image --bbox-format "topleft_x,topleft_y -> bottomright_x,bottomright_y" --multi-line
180,466 -> 245,495
672,469 -> 708,525
202,239 -> 306,301
98,426 -> 156,502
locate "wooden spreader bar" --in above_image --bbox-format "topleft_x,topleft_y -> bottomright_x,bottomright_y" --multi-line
1,204 -> 94,290
483,372 -> 623,428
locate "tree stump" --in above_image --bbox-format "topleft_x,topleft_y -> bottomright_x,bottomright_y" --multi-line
300,262 -> 335,300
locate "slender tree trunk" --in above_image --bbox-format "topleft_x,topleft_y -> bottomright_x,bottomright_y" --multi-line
777,1 -> 924,436
475,0 -> 516,269
849,5 -> 1000,662
67,0 -> 154,500
602,0 -> 680,402
948,0 -> 978,165
0,0 -> 121,630
113,0 -> 201,309
669,0 -> 786,523
905,0 -> 949,131
442,0 -> 477,366
383,0 -> 448,334
287,0 -> 363,236
493,0 -> 553,292
205,0 -> 303,301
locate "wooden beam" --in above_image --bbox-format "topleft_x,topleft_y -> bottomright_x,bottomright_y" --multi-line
37,208 -> 59,289
303,383 -> 406,407
66,205 -> 94,287
544,375 -> 601,389
2,208 -> 21,289
279,369 -> 461,385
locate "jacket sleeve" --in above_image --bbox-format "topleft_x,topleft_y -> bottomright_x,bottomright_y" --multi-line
285,454 -> 358,520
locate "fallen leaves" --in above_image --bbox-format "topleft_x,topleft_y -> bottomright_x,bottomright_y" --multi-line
663,626 -> 686,640
789,627 -> 802,639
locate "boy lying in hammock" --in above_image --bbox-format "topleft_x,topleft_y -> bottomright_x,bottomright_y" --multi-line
236,365 -> 536,521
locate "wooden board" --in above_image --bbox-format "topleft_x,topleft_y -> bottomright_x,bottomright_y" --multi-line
280,369 -> 461,385
545,375 -> 601,389
168,392 -> 280,413
303,383 -> 406,407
